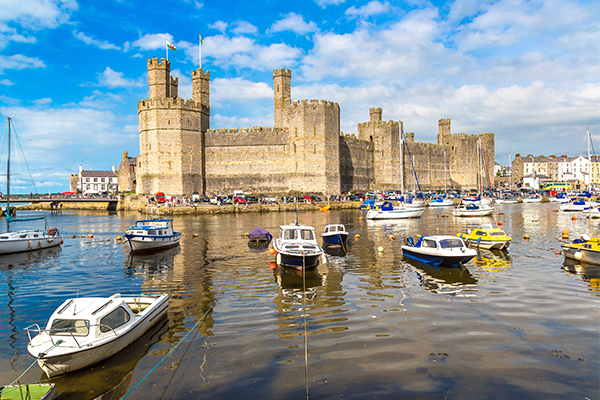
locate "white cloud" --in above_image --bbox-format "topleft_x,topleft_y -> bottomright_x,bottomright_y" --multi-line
0,79 -> 14,86
346,1 -> 391,18
0,54 -> 46,73
0,0 -> 78,29
211,113 -> 271,129
186,35 -> 302,71
270,13 -> 318,35
73,31 -> 120,50
131,33 -> 174,51
97,67 -> 144,88
212,78 -> 272,102
232,21 -> 258,35
314,0 -> 346,8
182,0 -> 203,9
209,21 -> 228,33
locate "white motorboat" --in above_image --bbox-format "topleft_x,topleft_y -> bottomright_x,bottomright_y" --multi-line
461,196 -> 492,206
124,218 -> 181,253
452,204 -> 495,217
0,117 -> 63,255
366,201 -> 425,220
522,195 -> 542,203
26,293 -> 169,378
560,198 -> 591,212
428,197 -> 455,207
562,236 -> 600,265
401,235 -> 477,267
495,194 -> 518,204
583,206 -> 600,218
272,224 -> 324,270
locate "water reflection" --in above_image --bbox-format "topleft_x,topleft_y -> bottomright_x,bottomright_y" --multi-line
405,258 -> 478,297
0,246 -> 62,270
471,248 -> 513,272
125,246 -> 180,278
48,316 -> 169,400
272,263 -> 326,303
562,258 -> 600,297
322,243 -> 348,258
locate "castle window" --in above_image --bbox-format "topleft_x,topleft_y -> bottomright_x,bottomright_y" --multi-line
314,145 -> 316,154
169,161 -> 172,169
168,120 -> 170,125
314,127 -> 316,137
452,146 -> 455,151
277,85 -> 279,93
294,143 -> 296,153
295,127 -> 298,137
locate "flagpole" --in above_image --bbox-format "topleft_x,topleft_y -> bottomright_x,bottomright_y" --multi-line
199,35 -> 202,70
166,42 -> 168,61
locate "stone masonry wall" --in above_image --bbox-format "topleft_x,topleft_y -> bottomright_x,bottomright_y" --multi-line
340,134 -> 373,193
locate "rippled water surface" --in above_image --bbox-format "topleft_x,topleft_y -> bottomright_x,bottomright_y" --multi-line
0,204 -> 598,399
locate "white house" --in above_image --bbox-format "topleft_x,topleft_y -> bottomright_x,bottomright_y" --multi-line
76,165 -> 119,194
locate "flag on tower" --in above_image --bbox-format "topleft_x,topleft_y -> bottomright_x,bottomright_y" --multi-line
199,34 -> 204,45
166,41 -> 177,51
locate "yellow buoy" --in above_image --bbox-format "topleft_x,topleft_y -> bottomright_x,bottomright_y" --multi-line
193,233 -> 198,238
359,217 -> 363,221
319,205 -> 331,211
116,236 -> 122,241
244,232 -> 249,237
355,233 -> 360,239
377,246 -> 384,252
88,233 -> 93,238
524,234 -> 530,240
389,235 -> 395,240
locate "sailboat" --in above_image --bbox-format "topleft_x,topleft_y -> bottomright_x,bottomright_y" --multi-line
429,150 -> 455,207
561,129 -> 593,212
0,117 -> 62,255
366,126 -> 425,220
453,137 -> 495,217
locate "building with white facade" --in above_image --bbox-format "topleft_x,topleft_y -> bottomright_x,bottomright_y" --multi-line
75,165 -> 118,194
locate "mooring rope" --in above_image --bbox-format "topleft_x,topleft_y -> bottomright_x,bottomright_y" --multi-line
302,253 -> 310,400
121,293 -> 222,400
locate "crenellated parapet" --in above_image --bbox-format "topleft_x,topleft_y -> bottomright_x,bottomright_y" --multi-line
191,68 -> 210,107
290,99 -> 340,111
205,126 -> 289,147
137,98 -> 208,113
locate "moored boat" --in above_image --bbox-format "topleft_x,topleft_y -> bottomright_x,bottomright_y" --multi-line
366,201 -> 425,220
401,235 -> 477,267
124,218 -> 181,253
428,196 -> 455,207
458,224 -> 511,250
522,194 -> 542,203
562,236 -> 600,265
452,204 -> 495,217
321,224 -> 349,246
272,224 -> 324,270
560,198 -> 591,212
26,293 -> 169,378
247,226 -> 273,244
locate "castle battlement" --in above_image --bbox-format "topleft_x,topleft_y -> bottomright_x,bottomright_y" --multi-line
147,57 -> 170,69
357,119 -> 399,129
206,126 -> 286,136
273,68 -> 291,77
138,98 -> 206,112
191,68 -> 210,78
291,99 -> 340,110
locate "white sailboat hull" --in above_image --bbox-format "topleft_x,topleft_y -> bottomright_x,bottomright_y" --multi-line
452,205 -> 495,217
366,207 -> 425,220
0,230 -> 62,255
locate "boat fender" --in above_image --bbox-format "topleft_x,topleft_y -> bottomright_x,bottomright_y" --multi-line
28,240 -> 33,249
574,251 -> 583,261
276,253 -> 281,265
377,246 -> 384,253
320,254 -> 327,264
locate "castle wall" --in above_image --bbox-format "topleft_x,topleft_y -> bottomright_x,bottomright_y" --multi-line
204,127 -> 290,194
402,141 -> 447,191
340,134 -> 373,192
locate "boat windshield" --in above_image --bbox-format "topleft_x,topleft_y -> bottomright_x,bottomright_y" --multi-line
489,231 -> 506,236
283,230 -> 297,240
50,319 -> 89,336
300,230 -> 315,240
439,239 -> 464,249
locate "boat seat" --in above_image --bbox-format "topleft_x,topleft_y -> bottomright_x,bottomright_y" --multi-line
75,320 -> 88,335
128,302 -> 150,314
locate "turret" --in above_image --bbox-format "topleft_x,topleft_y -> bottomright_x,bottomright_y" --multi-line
369,107 -> 382,122
192,68 -> 210,107
273,68 -> 291,128
147,57 -> 171,99
438,118 -> 451,143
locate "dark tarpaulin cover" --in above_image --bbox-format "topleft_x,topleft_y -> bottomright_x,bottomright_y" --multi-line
248,226 -> 271,239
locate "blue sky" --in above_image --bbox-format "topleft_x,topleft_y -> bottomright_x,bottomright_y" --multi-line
0,0 -> 598,193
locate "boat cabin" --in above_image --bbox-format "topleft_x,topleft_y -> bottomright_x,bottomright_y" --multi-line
323,224 -> 346,235
279,225 -> 317,243
126,219 -> 174,237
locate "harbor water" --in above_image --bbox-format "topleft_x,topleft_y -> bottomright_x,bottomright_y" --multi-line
0,204 -> 598,399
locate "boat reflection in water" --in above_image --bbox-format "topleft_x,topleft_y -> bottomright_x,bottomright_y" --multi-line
271,262 -> 326,304
322,243 -> 348,258
405,258 -> 478,297
562,258 -> 600,297
0,246 -> 62,270
125,246 -> 180,277
44,315 -> 169,400
471,248 -> 512,272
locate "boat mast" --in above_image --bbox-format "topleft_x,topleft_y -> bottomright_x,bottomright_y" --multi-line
443,150 -> 447,194
6,117 -> 10,217
508,152 -> 512,189
400,123 -> 404,199
587,128 -> 591,192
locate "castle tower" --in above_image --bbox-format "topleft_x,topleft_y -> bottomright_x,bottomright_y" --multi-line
147,57 -> 172,99
137,58 -> 210,197
273,69 -> 291,128
437,118 -> 451,143
286,99 -> 341,195
357,108 -> 400,191
192,68 -> 210,107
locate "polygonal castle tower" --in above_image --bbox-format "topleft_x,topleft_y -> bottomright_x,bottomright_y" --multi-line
137,57 -> 210,196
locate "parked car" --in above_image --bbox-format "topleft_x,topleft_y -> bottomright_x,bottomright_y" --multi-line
233,195 -> 247,204
202,196 -> 210,202
155,192 -> 166,203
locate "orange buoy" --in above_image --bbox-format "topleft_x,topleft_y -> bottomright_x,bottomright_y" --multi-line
116,236 -> 122,241
572,216 -> 577,221
389,235 -> 395,240
499,212 -> 503,216
193,233 -> 198,238
269,262 -> 277,269
359,217 -> 363,221
498,221 -> 503,226
88,233 -> 93,238
524,234 -> 530,240
441,214 -> 445,218
269,248 -> 276,255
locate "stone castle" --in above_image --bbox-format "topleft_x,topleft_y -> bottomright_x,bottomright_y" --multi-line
129,57 -> 494,196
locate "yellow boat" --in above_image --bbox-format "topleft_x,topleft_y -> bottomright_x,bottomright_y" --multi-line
562,236 -> 600,265
457,224 -> 511,250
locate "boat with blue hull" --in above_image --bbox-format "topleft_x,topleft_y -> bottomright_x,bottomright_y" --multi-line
124,218 -> 181,254
273,224 -> 324,270
401,235 -> 477,267
321,224 -> 349,246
